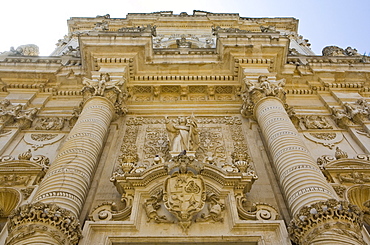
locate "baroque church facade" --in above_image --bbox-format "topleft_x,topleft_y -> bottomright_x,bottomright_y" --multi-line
0,10 -> 369,245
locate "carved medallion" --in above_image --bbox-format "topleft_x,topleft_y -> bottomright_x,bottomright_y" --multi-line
303,132 -> 343,149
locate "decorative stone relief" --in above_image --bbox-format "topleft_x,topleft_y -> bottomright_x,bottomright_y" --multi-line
34,117 -> 65,130
82,73 -> 128,115
119,25 -> 156,36
89,202 -> 131,222
301,115 -> 333,129
303,132 -> 343,149
6,202 -> 82,245
288,199 -> 364,245
240,75 -> 286,118
163,155 -> 206,231
153,34 -> 215,49
331,99 -> 370,128
212,26 -> 249,35
236,194 -> 279,221
322,45 -> 361,56
0,99 -> 38,130
24,133 -> 64,150
332,185 -> 346,198
0,44 -> 39,56
0,188 -> 20,217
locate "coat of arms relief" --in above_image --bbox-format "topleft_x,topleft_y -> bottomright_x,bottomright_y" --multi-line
91,116 -> 278,231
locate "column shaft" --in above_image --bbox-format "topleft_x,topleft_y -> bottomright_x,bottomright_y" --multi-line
255,97 -> 337,215
33,96 -> 114,216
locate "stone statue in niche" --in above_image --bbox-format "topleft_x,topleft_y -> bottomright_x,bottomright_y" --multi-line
165,116 -> 199,153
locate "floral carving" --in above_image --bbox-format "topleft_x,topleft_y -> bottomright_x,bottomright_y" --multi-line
288,199 -> 364,245
6,202 -> 82,245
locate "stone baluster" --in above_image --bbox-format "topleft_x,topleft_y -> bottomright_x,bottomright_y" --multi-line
6,73 -> 127,245
241,75 -> 364,245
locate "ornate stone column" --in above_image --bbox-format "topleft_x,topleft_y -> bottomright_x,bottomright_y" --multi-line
6,73 -> 127,245
241,75 -> 364,245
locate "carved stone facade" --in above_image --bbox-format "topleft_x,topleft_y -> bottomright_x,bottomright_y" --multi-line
0,10 -> 369,245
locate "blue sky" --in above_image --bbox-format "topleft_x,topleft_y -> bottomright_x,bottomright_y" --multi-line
1,0 -> 369,55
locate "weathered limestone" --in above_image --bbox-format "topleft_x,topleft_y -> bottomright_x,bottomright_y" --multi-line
241,75 -> 364,244
6,74 -> 126,245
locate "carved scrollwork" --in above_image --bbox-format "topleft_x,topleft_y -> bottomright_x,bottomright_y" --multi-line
196,192 -> 225,222
89,201 -> 132,222
288,199 -> 364,245
24,133 -> 64,150
303,132 -> 343,149
6,202 -> 82,245
236,194 -> 279,221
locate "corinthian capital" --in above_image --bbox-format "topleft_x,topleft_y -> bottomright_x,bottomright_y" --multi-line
81,73 -> 128,115
240,75 -> 286,118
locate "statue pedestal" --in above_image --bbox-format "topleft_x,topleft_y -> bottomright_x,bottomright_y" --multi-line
169,151 -> 196,158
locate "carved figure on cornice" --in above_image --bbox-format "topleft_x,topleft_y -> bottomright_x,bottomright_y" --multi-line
345,47 -> 361,56
357,98 -> 370,114
212,26 -> 249,35
6,202 -> 82,245
260,25 -> 276,33
165,115 -> 199,153
343,102 -> 369,123
240,76 -> 287,118
302,115 -> 333,129
176,36 -> 192,48
35,117 -> 65,130
288,199 -> 364,245
93,20 -> 109,31
0,44 -> 39,56
63,46 -> 81,57
15,107 -> 38,129
330,106 -> 353,128
69,107 -> 80,128
322,46 -> 346,56
96,14 -> 110,19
